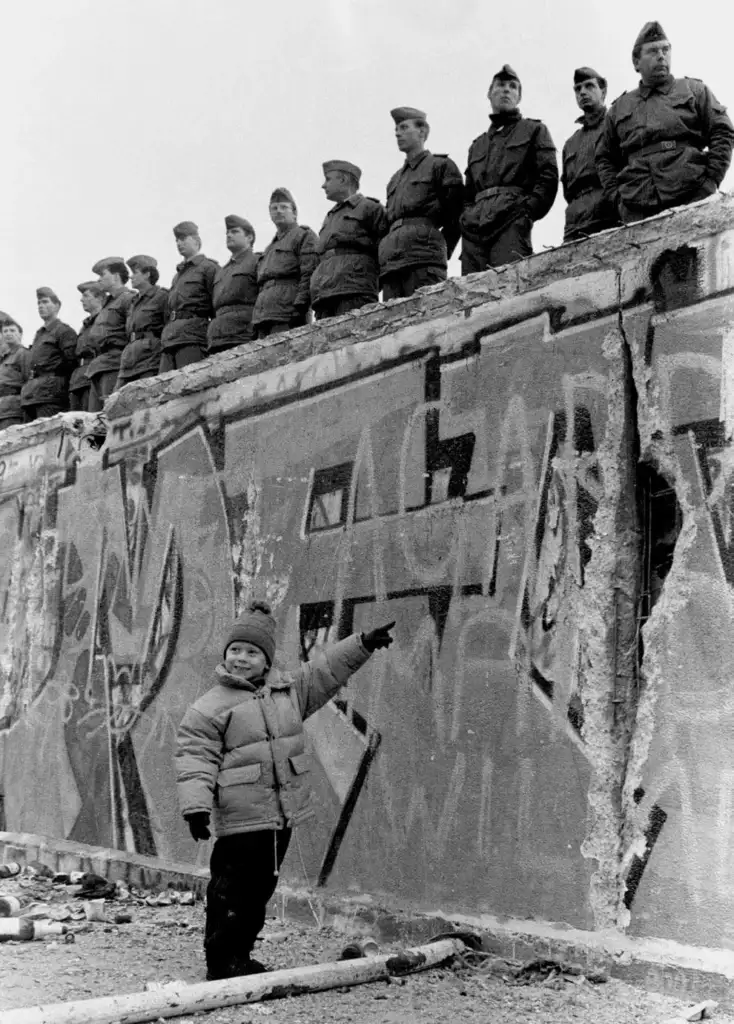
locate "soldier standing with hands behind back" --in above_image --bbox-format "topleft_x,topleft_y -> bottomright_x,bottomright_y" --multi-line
379,107 -> 463,300
310,160 -> 388,319
597,21 -> 734,224
561,68 -> 620,241
461,65 -> 558,272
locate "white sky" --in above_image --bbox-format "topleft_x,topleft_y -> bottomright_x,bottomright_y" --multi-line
4,0 -> 733,338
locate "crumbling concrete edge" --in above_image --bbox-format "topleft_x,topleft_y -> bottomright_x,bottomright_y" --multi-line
2,831 -> 734,1008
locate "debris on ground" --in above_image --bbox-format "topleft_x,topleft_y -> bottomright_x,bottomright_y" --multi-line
1,863 -> 733,1023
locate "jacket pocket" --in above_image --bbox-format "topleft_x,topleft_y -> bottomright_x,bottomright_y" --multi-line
289,753 -> 312,775
218,763 -> 262,786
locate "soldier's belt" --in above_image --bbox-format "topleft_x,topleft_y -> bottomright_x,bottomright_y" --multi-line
633,140 -> 693,158
473,186 -> 526,203
389,216 -> 438,232
320,246 -> 373,258
169,310 -> 209,321
214,304 -> 254,316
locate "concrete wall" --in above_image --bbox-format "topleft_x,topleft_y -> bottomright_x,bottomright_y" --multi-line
1,195 -> 733,949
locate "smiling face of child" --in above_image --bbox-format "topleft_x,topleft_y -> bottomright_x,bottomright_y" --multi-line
224,640 -> 269,683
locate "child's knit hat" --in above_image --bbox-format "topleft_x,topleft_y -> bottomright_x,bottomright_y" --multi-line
223,600 -> 277,664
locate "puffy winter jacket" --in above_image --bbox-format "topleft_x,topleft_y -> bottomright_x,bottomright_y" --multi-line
175,634 -> 370,836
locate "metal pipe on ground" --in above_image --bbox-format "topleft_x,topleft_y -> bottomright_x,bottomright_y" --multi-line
0,937 -> 466,1024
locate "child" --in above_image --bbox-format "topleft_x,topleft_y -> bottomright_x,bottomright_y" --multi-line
175,600 -> 394,981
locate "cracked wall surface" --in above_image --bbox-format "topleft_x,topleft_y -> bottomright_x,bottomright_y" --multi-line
2,197 -> 734,945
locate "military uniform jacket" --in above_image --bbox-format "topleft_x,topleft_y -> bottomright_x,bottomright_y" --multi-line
68,314 -> 99,394
252,224 -> 319,327
461,111 -> 558,242
310,193 -> 388,305
207,250 -> 260,350
85,289 -> 135,378
596,76 -> 734,208
0,342 -> 30,419
118,285 -> 169,382
161,254 -> 218,351
379,150 -> 463,278
20,318 -> 78,407
562,108 -> 619,240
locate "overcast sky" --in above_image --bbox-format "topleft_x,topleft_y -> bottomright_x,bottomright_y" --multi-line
3,0 -> 733,338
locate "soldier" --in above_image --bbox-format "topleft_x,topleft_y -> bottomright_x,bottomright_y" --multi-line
0,317 -> 29,429
597,22 -> 734,224
85,258 -> 134,412
160,221 -> 218,371
379,107 -> 463,300
117,255 -> 168,389
562,68 -> 620,241
251,189 -> 318,338
310,160 -> 388,319
69,280 -> 105,412
207,216 -> 260,352
461,65 -> 558,273
20,287 -> 78,422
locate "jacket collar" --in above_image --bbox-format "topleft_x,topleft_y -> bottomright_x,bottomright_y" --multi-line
215,662 -> 290,692
575,106 -> 607,128
176,253 -> 206,272
489,109 -> 522,130
333,192 -> 363,209
638,74 -> 675,99
404,149 -> 429,170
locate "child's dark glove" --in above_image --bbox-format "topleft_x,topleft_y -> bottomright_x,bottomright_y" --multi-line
184,812 -> 211,841
361,621 -> 396,652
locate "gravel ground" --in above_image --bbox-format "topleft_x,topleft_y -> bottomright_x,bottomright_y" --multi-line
0,870 -> 731,1024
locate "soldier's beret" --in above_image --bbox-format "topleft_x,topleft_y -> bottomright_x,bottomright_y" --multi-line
92,257 -> 126,275
269,188 -> 297,213
36,286 -> 61,305
390,106 -> 427,124
77,280 -> 105,296
173,221 -> 199,238
491,64 -> 521,86
126,254 -> 158,272
322,160 -> 362,183
574,66 -> 607,89
633,21 -> 668,52
224,214 -> 255,236
0,313 -> 20,329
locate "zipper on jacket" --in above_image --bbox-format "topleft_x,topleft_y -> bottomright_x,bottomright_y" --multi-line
258,690 -> 287,830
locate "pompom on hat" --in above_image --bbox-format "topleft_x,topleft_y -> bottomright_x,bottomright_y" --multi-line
224,600 -> 277,664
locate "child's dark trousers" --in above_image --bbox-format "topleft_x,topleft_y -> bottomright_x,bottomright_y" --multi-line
204,827 -> 292,979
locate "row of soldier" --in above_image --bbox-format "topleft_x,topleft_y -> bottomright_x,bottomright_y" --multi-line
1,20 -> 732,428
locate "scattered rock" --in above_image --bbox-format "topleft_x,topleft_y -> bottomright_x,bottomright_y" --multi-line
114,912 -> 133,925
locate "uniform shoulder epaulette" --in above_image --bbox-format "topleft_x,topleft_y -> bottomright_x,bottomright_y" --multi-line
364,196 -> 382,204
685,76 -> 703,83
432,153 -> 449,158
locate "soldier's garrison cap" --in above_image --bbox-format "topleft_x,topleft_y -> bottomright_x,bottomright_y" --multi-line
633,21 -> 668,52
269,188 -> 297,212
322,160 -> 362,182
390,106 -> 427,124
224,214 -> 255,235
491,64 -> 521,85
92,257 -> 126,275
574,66 -> 607,90
36,286 -> 60,305
0,312 -> 19,329
173,221 -> 199,238
77,280 -> 106,296
126,255 -> 158,272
